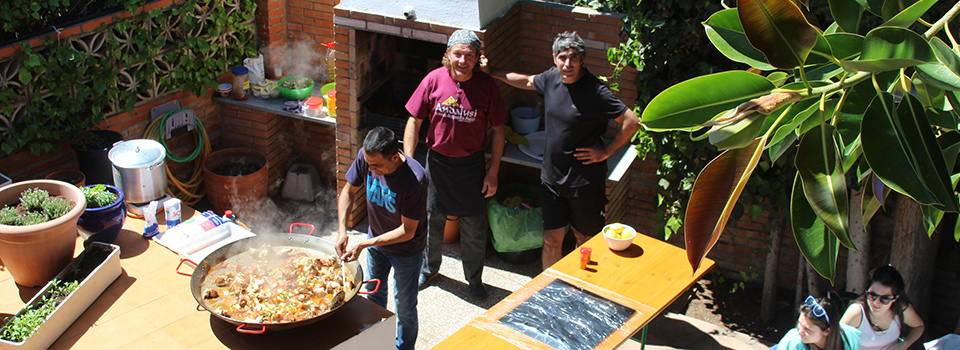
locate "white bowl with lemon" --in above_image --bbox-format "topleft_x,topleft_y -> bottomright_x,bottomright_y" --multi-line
602,223 -> 636,251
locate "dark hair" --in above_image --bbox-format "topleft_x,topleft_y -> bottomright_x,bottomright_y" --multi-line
858,265 -> 909,337
552,31 -> 586,58
800,292 -> 847,350
363,126 -> 399,156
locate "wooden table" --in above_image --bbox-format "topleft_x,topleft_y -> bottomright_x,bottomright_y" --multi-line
0,206 -> 395,349
435,232 -> 714,349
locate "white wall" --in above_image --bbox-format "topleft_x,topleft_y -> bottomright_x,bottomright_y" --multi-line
338,0 -> 517,30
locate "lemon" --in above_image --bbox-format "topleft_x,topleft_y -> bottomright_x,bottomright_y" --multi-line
609,223 -> 624,235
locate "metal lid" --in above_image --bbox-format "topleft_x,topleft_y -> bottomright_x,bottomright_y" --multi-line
108,139 -> 166,168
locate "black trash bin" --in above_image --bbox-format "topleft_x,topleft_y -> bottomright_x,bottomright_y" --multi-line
71,129 -> 124,186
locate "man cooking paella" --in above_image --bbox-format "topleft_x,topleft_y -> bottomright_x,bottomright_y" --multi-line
336,126 -> 429,350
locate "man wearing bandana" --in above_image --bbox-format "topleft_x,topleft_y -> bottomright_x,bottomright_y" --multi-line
404,29 -> 506,302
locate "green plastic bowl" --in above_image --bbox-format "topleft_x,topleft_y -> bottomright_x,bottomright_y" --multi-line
278,76 -> 315,100
320,83 -> 335,98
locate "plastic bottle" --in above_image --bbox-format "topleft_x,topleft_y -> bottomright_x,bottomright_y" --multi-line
322,41 -> 336,84
232,67 -> 249,100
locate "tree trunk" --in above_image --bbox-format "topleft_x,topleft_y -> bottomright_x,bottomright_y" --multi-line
761,215 -> 783,324
889,196 -> 940,320
795,255 -> 806,320
846,188 -> 869,294
806,263 -> 823,296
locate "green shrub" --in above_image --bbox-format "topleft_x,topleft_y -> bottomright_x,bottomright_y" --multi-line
81,185 -> 118,208
0,207 -> 19,225
41,197 -> 73,219
18,189 -> 49,212
0,279 -> 80,342
16,212 -> 48,226
0,187 -> 75,226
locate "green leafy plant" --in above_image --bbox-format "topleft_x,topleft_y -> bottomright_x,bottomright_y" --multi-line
640,0 -> 960,283
0,279 -> 79,342
0,0 -> 257,156
0,188 -> 76,226
81,185 -> 118,208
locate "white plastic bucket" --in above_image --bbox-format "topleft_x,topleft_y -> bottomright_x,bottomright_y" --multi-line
510,107 -> 541,135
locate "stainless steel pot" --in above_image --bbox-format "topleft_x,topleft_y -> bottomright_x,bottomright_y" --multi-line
108,139 -> 167,203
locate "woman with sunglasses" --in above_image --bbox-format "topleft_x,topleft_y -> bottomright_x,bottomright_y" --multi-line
840,265 -> 924,350
774,293 -> 861,350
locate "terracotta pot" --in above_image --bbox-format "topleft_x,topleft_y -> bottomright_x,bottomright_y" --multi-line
45,169 -> 86,188
0,179 -> 86,287
202,148 -> 268,216
443,215 -> 460,244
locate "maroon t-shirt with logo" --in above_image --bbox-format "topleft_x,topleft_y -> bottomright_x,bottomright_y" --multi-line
405,67 -> 506,157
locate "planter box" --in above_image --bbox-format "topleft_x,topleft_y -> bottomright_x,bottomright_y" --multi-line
0,242 -> 121,349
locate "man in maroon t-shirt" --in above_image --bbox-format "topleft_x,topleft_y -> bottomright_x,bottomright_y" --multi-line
404,29 -> 506,302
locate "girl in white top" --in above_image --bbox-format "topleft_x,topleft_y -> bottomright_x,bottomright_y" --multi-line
840,265 -> 925,350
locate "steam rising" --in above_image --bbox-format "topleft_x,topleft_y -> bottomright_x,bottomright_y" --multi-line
285,40 -> 329,83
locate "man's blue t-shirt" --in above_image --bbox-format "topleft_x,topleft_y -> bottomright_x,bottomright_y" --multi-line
345,149 -> 428,257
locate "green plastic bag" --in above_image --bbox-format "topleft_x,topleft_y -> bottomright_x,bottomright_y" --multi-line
488,183 -> 543,252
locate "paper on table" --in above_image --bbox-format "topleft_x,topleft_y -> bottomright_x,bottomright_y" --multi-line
154,222 -> 255,262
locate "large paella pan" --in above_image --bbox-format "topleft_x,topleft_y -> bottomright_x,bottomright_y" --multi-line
177,223 -> 380,334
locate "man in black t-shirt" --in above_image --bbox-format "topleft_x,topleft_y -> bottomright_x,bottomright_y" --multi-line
485,32 -> 640,270
337,127 -> 428,350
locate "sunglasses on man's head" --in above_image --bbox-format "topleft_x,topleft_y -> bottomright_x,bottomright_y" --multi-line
866,291 -> 896,304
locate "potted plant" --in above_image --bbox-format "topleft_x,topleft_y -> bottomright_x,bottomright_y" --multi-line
0,180 -> 86,287
44,169 -> 86,187
0,242 -> 121,349
78,184 -> 126,243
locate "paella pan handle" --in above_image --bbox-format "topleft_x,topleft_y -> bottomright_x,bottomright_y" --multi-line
357,278 -> 382,295
176,258 -> 198,276
288,222 -> 315,235
235,324 -> 267,334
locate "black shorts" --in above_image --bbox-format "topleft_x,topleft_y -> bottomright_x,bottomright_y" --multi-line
541,181 -> 607,235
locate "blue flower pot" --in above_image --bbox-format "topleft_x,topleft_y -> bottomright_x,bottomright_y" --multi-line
78,185 -> 126,243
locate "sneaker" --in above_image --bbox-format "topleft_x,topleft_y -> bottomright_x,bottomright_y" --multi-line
469,283 -> 488,302
418,272 -> 439,290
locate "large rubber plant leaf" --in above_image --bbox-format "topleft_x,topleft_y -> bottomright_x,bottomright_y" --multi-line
684,137 -> 765,272
841,27 -> 935,72
738,0 -> 818,69
920,205 -> 944,237
861,173 -> 890,224
704,9 -> 776,71
791,174 -> 839,284
806,31 -> 836,66
855,0 -> 884,16
804,33 -> 864,80
769,99 -> 821,148
710,113 -> 768,150
882,0 -> 935,27
881,0 -> 919,22
769,130 -> 798,163
912,76 -> 947,110
795,124 -> 856,250
862,93 -> 959,211
642,71 -> 776,131
830,0 -> 863,33
916,38 -> 960,91
900,95 -> 960,212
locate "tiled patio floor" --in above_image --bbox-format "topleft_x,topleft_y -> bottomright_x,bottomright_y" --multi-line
0,194 -> 771,349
